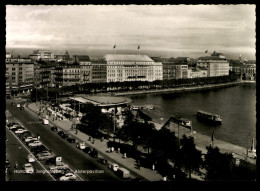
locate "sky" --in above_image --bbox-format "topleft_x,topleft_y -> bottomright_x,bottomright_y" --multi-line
6,5 -> 256,59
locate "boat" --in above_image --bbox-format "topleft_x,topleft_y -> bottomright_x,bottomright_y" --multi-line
197,110 -> 222,123
169,116 -> 192,129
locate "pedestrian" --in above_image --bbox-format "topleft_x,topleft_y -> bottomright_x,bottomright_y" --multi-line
75,129 -> 78,135
14,162 -> 18,169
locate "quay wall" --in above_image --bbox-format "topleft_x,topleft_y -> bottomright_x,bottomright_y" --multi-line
113,81 -> 254,96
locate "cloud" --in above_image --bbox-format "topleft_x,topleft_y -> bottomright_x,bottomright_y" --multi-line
6,5 -> 256,59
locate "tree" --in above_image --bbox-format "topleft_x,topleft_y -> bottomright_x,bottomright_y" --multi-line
79,103 -> 112,137
204,146 -> 234,180
176,135 -> 202,179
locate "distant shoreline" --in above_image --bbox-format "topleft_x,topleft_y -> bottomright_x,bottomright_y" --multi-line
111,80 -> 255,96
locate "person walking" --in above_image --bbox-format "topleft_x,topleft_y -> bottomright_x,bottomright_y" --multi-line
14,162 -> 18,169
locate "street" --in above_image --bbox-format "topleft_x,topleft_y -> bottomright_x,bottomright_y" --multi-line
6,101 -> 123,181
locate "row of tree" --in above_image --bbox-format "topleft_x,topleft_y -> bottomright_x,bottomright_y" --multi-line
30,74 -> 240,101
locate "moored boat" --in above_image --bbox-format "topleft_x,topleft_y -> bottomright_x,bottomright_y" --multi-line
170,116 -> 192,129
197,110 -> 222,123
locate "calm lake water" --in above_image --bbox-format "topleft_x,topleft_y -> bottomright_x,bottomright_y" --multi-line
129,84 -> 256,149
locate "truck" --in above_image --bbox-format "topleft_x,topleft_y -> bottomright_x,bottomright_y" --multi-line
116,167 -> 130,179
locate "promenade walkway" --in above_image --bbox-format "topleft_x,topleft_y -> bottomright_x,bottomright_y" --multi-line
26,102 -> 164,181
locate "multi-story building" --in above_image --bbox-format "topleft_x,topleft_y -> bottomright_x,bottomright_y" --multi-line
241,63 -> 256,80
162,62 -> 176,80
187,68 -> 207,78
196,52 -> 229,77
104,54 -> 163,82
74,55 -> 92,84
91,60 -> 107,83
175,64 -> 189,79
29,50 -> 55,61
53,64 -> 81,87
6,60 -> 34,95
34,63 -> 56,88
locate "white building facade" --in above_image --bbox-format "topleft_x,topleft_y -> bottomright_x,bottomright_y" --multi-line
104,54 -> 163,82
197,53 -> 230,77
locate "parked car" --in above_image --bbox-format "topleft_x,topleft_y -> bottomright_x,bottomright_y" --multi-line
109,163 -> 119,172
23,163 -> 34,174
59,172 -> 77,181
9,125 -> 21,131
51,126 -> 58,131
116,167 -> 130,179
14,128 -> 28,134
16,103 -> 21,108
83,147 -> 92,154
21,132 -> 32,140
27,154 -> 36,163
28,140 -> 42,147
67,137 -> 75,143
30,145 -> 48,154
24,137 -> 38,143
58,131 -> 64,136
76,142 -> 86,150
36,152 -> 56,161
61,133 -> 69,139
97,158 -> 108,165
49,162 -> 69,171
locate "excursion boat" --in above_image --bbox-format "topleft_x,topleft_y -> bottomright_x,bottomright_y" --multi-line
197,110 -> 222,123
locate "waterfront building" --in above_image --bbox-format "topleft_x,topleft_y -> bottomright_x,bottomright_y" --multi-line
74,55 -> 92,84
175,64 -> 189,79
241,63 -> 256,80
91,60 -> 107,83
162,62 -> 176,80
6,60 -> 34,95
29,50 -> 55,61
104,54 -> 163,82
197,52 -> 229,77
53,64 -> 81,87
187,68 -> 207,78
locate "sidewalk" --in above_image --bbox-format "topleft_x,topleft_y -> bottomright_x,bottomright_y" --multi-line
26,102 -> 164,181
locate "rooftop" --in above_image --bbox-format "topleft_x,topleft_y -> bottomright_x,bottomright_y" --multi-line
69,96 -> 132,107
104,54 -> 154,62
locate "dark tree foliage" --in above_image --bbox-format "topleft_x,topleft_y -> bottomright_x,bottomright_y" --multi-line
204,146 -> 234,180
175,135 -> 202,179
79,103 -> 113,136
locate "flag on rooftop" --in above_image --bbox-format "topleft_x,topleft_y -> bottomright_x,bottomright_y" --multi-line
205,50 -> 208,53
138,45 -> 140,50
113,44 -> 116,49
